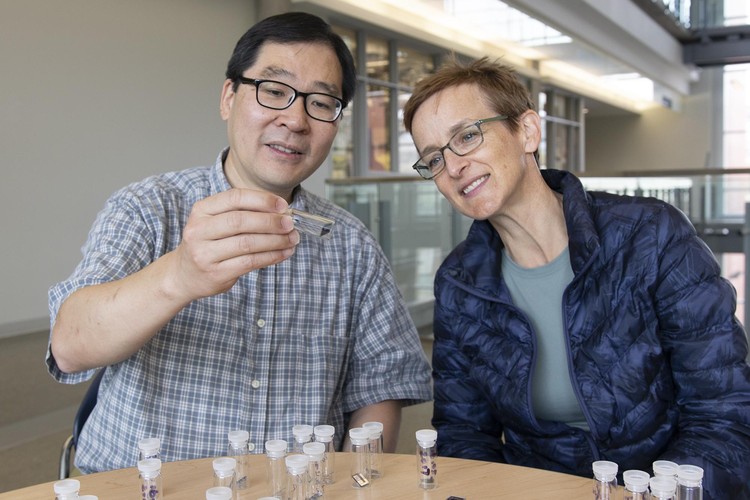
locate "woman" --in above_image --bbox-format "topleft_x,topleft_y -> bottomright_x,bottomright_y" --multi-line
403,56 -> 750,499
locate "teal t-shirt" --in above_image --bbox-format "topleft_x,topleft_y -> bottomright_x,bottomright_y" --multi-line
501,247 -> 588,430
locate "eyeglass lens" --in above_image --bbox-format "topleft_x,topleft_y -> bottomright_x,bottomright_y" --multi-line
256,80 -> 342,122
417,123 -> 484,178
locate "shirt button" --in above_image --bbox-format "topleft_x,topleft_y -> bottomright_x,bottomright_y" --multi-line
247,442 -> 256,452
257,318 -> 266,328
251,379 -> 261,389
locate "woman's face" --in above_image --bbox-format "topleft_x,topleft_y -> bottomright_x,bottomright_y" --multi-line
410,83 -> 540,221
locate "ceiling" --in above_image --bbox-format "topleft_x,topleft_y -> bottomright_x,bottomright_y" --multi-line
458,0 -> 693,115
294,0 -> 741,116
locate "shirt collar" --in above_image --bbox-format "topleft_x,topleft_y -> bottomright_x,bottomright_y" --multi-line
212,148 -> 310,209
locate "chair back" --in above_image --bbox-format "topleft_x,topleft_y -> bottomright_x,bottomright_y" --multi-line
59,369 -> 105,479
73,370 -> 104,444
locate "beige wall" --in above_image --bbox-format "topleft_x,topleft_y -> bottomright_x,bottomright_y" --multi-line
0,1 -> 258,483
585,70 -> 719,174
0,0 -> 256,330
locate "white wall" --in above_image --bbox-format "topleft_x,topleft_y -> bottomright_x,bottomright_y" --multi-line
585,69 -> 718,174
0,0 -> 256,333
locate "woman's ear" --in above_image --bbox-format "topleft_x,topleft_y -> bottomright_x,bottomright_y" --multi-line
520,110 -> 542,153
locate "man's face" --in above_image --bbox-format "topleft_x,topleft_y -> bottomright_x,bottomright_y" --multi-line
220,41 -> 343,200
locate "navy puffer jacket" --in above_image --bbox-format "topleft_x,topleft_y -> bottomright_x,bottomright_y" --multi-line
432,169 -> 750,499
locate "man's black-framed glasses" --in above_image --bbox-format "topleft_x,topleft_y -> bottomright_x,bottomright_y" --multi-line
237,77 -> 344,123
412,115 -> 508,180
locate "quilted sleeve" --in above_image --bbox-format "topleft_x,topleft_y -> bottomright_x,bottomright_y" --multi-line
431,271 -> 505,462
652,203 -> 750,499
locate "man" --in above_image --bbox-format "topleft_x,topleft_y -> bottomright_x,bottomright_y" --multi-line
403,56 -> 750,498
48,12 -> 431,473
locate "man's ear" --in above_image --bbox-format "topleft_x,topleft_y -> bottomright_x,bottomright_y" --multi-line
219,79 -> 236,121
520,110 -> 542,153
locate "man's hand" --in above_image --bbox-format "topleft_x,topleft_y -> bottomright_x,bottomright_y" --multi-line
52,188 -> 300,373
166,188 -> 300,302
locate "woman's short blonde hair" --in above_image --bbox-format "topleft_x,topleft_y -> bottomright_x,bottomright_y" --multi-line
403,56 -> 535,134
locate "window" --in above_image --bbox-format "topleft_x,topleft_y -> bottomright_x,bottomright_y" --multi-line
718,0 -> 750,326
723,64 -> 750,168
332,24 -> 437,177
538,90 -> 584,171
330,26 -> 356,179
333,21 -> 585,176
721,63 -> 749,326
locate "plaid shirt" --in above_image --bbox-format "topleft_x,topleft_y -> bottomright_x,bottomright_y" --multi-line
47,151 -> 432,473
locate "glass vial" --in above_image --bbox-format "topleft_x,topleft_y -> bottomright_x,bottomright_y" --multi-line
205,486 -> 233,500
284,454 -> 311,500
676,464 -> 703,500
265,439 -> 288,499
349,427 -> 371,487
650,476 -> 678,500
313,424 -> 335,485
623,469 -> 650,500
303,441 -> 326,499
592,460 -> 618,500
138,437 -> 161,461
227,430 -> 250,490
53,479 -> 80,500
415,429 -> 438,490
138,458 -> 163,500
287,208 -> 335,239
292,424 -> 314,454
362,421 -> 384,479
212,457 -> 237,494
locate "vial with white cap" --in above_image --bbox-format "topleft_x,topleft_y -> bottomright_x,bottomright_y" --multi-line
212,457 -> 237,495
362,421 -> 384,479
303,441 -> 326,499
138,458 -> 163,500
53,479 -> 80,500
227,430 -> 250,489
592,460 -> 618,500
676,464 -> 703,500
623,469 -> 650,500
292,424 -> 314,454
205,486 -> 233,500
650,475 -> 678,500
284,454 -> 311,500
265,439 -> 288,499
653,460 -> 679,479
138,437 -> 161,461
313,424 -> 335,484
416,429 -> 438,490
349,427 -> 371,487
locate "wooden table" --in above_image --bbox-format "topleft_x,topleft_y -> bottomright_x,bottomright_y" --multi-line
0,453 -> 592,499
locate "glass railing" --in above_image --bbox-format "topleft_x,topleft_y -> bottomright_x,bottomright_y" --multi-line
326,177 -> 472,311
326,168 -> 749,328
579,169 -> 750,225
688,0 -> 750,30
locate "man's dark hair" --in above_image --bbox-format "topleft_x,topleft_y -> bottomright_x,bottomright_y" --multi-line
225,12 -> 356,107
